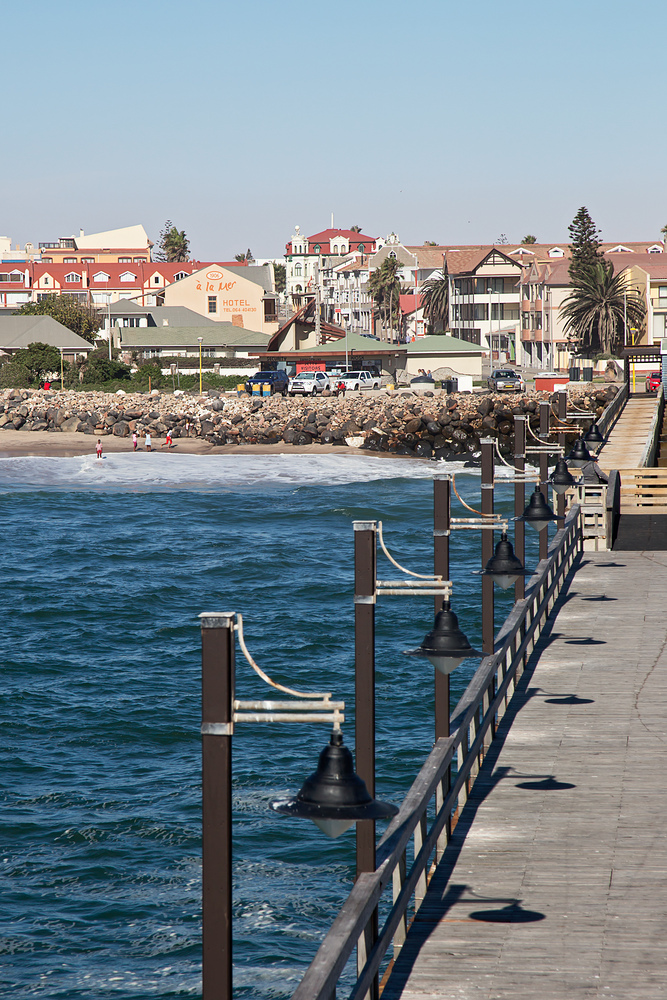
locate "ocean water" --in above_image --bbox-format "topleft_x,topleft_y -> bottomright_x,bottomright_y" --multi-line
0,452 -> 541,998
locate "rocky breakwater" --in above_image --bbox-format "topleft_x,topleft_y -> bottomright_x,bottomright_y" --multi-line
0,384 -> 619,458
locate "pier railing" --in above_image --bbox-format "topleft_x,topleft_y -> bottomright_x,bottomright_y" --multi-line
291,505 -> 582,1000
639,389 -> 664,468
597,382 -> 628,438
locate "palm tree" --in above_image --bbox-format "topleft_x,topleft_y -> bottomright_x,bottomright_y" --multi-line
420,271 -> 448,333
163,226 -> 190,262
368,258 -> 401,342
561,261 -> 646,357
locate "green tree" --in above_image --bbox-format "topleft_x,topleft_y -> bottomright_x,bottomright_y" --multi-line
273,262 -> 286,294
423,240 -> 438,246
521,234 -> 537,244
5,342 -> 62,384
420,271 -> 449,333
79,348 -> 132,384
350,225 -> 362,233
561,261 -> 646,357
0,360 -> 31,389
14,294 -> 101,343
661,223 -> 667,243
368,257 -> 402,342
234,248 -> 255,263
568,206 -> 603,280
154,220 -> 190,262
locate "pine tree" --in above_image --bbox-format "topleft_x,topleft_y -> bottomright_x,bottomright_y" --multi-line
568,207 -> 603,280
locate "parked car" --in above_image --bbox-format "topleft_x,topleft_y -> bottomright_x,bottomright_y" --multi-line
288,371 -> 330,396
337,370 -> 382,391
646,371 -> 661,392
487,369 -> 526,392
244,370 -> 289,395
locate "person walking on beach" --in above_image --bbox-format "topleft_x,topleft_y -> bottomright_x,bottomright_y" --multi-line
96,439 -> 103,460
162,429 -> 173,449
132,431 -> 138,452
145,432 -> 152,452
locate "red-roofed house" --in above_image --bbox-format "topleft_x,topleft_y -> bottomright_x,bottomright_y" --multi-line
285,223 -> 377,310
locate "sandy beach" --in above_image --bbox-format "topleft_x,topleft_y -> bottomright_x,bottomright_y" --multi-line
0,429 -> 408,461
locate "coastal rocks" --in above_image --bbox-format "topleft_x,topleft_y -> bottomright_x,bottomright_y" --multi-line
0,383 -> 617,457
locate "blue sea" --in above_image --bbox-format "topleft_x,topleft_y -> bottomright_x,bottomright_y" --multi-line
0,451 -> 541,998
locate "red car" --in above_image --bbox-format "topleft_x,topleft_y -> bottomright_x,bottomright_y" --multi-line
645,371 -> 661,392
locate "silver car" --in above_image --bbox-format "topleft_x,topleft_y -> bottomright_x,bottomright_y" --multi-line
487,369 -> 526,392
288,371 -> 330,396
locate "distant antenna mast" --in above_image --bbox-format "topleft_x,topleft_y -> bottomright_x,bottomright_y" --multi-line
331,212 -> 334,229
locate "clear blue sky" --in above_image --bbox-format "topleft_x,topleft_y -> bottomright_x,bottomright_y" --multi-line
3,0 -> 666,259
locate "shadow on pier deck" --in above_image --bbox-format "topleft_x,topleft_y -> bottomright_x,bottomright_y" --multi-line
381,549 -> 667,999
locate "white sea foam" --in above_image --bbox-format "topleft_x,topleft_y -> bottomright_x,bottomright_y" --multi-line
0,451 -> 493,492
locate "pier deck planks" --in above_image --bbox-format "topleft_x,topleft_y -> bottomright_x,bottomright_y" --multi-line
381,550 -> 667,999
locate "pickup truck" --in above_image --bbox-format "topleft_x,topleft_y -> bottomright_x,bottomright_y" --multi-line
288,371 -> 331,396
336,370 -> 381,391
244,370 -> 289,395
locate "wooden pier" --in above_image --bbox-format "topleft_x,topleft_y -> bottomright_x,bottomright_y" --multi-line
381,549 -> 667,999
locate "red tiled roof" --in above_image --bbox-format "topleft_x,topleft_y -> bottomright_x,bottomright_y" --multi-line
399,293 -> 423,315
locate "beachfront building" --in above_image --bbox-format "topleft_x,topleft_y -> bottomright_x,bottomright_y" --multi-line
0,315 -> 93,362
37,225 -> 153,264
119,322 -> 270,363
446,246 -> 523,359
160,264 -> 279,335
285,224 -> 378,311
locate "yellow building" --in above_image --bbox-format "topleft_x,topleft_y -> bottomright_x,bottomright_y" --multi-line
161,263 -> 279,334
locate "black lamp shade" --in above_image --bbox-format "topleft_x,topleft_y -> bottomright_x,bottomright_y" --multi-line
567,437 -> 593,467
482,532 -> 528,589
549,457 -> 577,495
518,486 -> 562,532
271,730 -> 397,838
583,423 -> 605,452
404,600 -> 481,674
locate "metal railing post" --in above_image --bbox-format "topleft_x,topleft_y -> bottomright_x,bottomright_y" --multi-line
433,476 -> 450,741
480,438 -> 495,654
513,415 -> 526,601
353,520 -> 378,999
200,612 -> 235,1000
557,390 -> 567,520
539,401 -> 551,560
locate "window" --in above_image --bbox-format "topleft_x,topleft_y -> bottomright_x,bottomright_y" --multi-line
522,312 -> 530,329
81,257 -> 95,263
133,257 -> 145,263
535,312 -> 542,330
208,296 -> 217,313
63,257 -> 77,263
43,277 -> 50,286
118,257 -> 132,263
659,287 -> 667,299
174,271 -> 187,281
389,251 -> 396,259
358,243 -> 365,252
154,276 -> 161,284
65,272 -> 81,282
313,244 -> 321,253
0,272 -> 23,282
119,271 -> 137,282
294,264 -> 302,275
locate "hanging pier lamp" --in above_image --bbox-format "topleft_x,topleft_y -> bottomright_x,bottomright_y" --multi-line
481,532 -> 528,590
517,486 -> 563,532
566,437 -> 593,468
583,422 -> 605,453
271,729 -> 398,838
403,599 -> 481,675
549,457 -> 577,495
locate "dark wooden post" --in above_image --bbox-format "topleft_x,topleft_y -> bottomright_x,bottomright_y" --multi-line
539,401 -> 551,560
433,475 -> 450,741
200,612 -> 235,1000
557,390 -> 567,519
353,521 -> 378,998
513,415 -> 526,601
480,438 -> 495,655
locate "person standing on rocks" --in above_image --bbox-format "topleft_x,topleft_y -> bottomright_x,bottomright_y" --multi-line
132,431 -> 138,452
96,439 -> 103,460
145,431 -> 152,452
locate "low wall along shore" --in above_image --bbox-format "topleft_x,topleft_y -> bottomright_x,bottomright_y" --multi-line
0,385 -> 619,459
